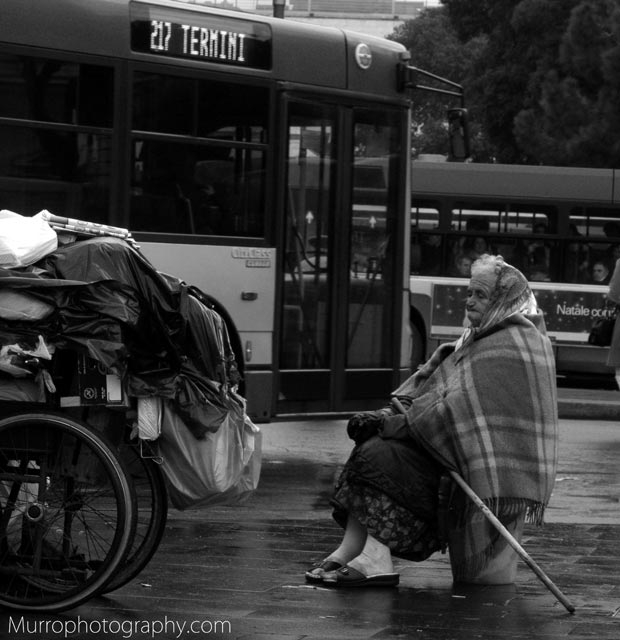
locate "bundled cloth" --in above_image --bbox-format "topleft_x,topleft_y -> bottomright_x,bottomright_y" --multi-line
0,232 -> 261,508
0,236 -> 240,436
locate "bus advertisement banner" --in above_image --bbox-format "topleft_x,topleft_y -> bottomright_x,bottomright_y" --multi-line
430,283 -> 612,343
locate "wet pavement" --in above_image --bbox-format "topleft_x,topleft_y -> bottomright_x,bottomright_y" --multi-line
2,397 -> 620,639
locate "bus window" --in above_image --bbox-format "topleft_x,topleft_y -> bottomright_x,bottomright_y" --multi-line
564,235 -> 590,283
351,156 -> 388,278
410,202 -> 439,274
451,207 -> 494,233
450,203 -> 553,234
0,53 -> 113,220
130,72 -> 268,237
131,140 -> 266,236
133,72 -> 269,140
281,105 -> 335,372
347,110 -> 400,369
445,203 -> 557,280
568,207 -> 620,281
569,207 -> 620,238
132,74 -> 194,135
412,230 -> 443,276
411,201 -> 439,231
0,55 -> 113,127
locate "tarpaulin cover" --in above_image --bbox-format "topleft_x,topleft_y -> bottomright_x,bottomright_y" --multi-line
0,237 -> 240,438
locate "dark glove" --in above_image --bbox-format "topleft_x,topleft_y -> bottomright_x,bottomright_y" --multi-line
346,410 -> 386,445
378,414 -> 409,440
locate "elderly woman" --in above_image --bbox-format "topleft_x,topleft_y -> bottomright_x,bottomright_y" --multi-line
306,254 -> 558,587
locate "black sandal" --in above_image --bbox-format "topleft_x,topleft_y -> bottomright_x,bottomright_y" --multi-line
305,559 -> 344,584
322,564 -> 399,587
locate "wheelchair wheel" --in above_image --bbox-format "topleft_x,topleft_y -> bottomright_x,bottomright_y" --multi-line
102,444 -> 168,592
0,412 -> 136,612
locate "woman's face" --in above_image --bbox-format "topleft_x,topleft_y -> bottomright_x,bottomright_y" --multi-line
466,271 -> 496,327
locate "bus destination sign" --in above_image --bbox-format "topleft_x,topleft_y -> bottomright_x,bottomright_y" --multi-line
131,5 -> 272,70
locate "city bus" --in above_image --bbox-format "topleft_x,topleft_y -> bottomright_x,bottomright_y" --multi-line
409,160 -> 620,382
0,0 -> 429,420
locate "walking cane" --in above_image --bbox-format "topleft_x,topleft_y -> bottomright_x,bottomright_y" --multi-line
391,398 -> 575,614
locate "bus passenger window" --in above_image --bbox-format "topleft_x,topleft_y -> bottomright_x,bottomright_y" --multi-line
563,225 -> 589,283
133,75 -> 194,134
412,232 -> 442,276
131,72 -> 268,237
0,54 -> 113,220
526,222 -> 551,282
568,208 -> 620,281
410,201 -> 439,274
130,140 -> 265,237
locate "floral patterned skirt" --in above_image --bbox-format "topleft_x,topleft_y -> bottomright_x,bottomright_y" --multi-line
332,477 -> 444,562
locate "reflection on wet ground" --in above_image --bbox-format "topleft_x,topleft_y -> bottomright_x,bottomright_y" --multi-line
1,418 -> 619,639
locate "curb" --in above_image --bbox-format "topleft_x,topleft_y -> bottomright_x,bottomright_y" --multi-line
558,389 -> 620,421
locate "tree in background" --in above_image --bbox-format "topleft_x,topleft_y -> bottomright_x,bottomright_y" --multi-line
387,8 -> 492,161
514,0 -> 620,167
439,0 -> 620,166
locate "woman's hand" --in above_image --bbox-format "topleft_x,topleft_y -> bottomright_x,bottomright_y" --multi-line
346,411 -> 384,445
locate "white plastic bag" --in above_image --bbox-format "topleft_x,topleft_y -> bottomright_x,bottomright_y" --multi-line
137,396 -> 163,441
159,396 -> 261,510
0,209 -> 57,267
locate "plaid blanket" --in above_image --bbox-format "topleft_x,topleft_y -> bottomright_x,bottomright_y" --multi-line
390,309 -> 558,577
393,309 -> 558,525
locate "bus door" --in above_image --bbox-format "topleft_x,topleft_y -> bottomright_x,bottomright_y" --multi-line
278,98 -> 404,414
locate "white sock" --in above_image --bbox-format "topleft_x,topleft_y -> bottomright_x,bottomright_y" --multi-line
329,516 -> 367,564
347,534 -> 394,576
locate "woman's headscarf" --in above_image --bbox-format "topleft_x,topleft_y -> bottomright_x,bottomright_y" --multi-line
456,254 -> 539,350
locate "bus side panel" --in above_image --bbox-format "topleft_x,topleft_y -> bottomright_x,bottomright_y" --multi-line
346,35 -> 407,98
138,241 -> 275,421
411,161 -> 616,203
272,21 -> 345,88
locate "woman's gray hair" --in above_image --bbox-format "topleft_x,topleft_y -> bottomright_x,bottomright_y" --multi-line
470,253 -> 506,279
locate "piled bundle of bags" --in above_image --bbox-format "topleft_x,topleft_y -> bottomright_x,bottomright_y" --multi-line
0,209 -> 260,509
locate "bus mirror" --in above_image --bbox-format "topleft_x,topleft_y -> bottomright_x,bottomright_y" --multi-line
447,108 -> 470,162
